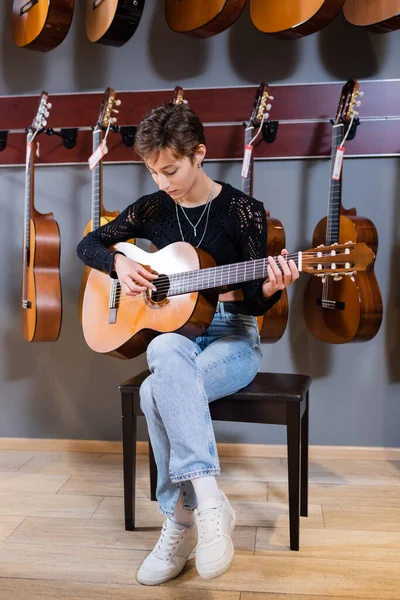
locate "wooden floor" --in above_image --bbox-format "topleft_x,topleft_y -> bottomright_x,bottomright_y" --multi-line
0,449 -> 399,599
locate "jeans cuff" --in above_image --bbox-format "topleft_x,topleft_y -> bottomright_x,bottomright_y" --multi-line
170,467 -> 221,483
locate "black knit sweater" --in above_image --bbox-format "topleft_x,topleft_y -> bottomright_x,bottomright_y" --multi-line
76,182 -> 281,316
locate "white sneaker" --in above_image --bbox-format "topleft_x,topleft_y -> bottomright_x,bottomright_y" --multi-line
195,490 -> 236,580
136,518 -> 197,585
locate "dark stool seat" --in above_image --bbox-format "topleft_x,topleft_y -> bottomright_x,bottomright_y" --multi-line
120,370 -> 311,551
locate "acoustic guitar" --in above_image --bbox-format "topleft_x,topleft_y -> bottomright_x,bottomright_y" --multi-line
78,88 -> 126,319
165,0 -> 246,37
343,0 -> 400,33
86,0 -> 146,46
242,83 -> 289,342
21,92 -> 62,342
12,0 -> 74,52
82,240 -> 374,359
303,78 -> 383,344
250,0 -> 344,39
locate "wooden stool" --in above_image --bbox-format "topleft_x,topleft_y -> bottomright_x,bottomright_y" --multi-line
120,370 -> 311,551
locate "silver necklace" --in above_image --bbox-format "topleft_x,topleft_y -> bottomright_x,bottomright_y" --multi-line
178,181 -> 215,237
175,181 -> 215,248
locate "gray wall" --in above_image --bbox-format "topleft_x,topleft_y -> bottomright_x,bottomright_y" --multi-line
0,1 -> 399,447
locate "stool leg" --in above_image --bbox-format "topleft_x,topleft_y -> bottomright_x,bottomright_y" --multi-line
287,403 -> 301,551
300,391 -> 309,518
149,441 -> 157,501
122,392 -> 136,531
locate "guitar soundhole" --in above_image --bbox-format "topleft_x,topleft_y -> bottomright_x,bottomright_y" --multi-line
149,274 -> 170,304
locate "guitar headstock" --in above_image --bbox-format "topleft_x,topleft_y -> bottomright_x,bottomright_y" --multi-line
31,91 -> 51,132
171,86 -> 186,105
248,82 -> 273,127
96,87 -> 120,130
334,78 -> 363,126
302,242 -> 375,277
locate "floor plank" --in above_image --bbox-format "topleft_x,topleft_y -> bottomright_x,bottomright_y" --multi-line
322,505 -> 400,532
256,527 -> 400,562
0,492 -> 103,518
0,516 -> 25,542
268,482 -> 400,507
0,578 -> 240,600
0,472 -> 69,494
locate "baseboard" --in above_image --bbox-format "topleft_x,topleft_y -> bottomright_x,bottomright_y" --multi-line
0,437 -> 399,460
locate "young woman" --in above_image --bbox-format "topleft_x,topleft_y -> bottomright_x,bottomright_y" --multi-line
77,102 -> 299,585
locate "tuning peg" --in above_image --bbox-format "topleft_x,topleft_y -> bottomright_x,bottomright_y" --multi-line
111,117 -> 117,123
269,96 -> 274,101
266,103 -> 272,111
358,91 -> 364,97
41,119 -> 47,127
112,109 -> 119,114
46,102 -> 52,109
352,110 -> 359,116
333,275 -> 343,281
355,100 -> 362,107
43,109 -> 50,118
115,99 -> 122,106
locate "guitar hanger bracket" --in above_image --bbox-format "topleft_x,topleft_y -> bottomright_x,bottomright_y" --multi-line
261,120 -> 279,144
46,127 -> 78,150
117,125 -> 137,148
330,117 -> 360,142
0,131 -> 8,152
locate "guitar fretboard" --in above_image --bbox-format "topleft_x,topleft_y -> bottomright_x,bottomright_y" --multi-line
242,126 -> 253,197
23,133 -> 34,253
326,124 -> 344,245
91,129 -> 102,230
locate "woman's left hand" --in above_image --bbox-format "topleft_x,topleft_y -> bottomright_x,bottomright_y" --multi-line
262,249 -> 300,299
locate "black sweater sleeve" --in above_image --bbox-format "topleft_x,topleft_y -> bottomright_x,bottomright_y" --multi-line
237,200 -> 282,317
76,199 -> 146,277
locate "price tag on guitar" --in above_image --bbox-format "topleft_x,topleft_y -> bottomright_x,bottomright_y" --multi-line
88,140 -> 108,170
332,146 -> 345,181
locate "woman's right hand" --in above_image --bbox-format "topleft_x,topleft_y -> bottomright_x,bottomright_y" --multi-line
113,254 -> 158,297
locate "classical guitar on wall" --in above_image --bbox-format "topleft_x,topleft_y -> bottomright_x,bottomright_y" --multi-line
86,0 -> 146,46
82,240 -> 374,359
303,78 -> 383,344
78,88 -> 128,319
343,0 -> 400,33
165,0 -> 246,37
242,83 -> 289,342
250,0 -> 344,39
12,0 -> 74,52
21,92 -> 62,342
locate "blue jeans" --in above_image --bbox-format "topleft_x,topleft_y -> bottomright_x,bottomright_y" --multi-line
139,304 -> 262,518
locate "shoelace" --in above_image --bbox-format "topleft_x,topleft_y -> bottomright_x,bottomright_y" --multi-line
153,522 -> 187,561
196,504 -> 222,545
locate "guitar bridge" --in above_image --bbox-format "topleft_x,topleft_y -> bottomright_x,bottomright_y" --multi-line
22,300 -> 32,309
317,299 -> 345,311
108,280 -> 120,324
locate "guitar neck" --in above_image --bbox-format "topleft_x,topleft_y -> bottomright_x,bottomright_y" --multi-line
242,127 -> 254,197
91,129 -> 103,230
23,132 -> 36,252
325,124 -> 344,245
167,253 -> 301,297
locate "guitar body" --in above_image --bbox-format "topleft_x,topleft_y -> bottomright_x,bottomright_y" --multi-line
250,0 -> 344,39
78,211 -> 119,319
12,0 -> 74,52
343,0 -> 400,33
165,0 -> 246,37
86,0 -> 145,46
82,242 -> 218,359
304,213 -> 383,343
21,213 -> 62,342
258,213 -> 289,342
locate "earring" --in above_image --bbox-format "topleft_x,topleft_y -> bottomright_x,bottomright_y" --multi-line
197,162 -> 201,168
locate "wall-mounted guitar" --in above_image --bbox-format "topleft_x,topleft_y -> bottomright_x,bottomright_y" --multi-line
12,0 -> 74,52
86,0 -> 146,46
250,0 -> 344,38
82,240 -> 375,359
304,78 -> 383,344
165,0 -> 246,37
242,83 -> 288,342
78,87 -> 131,319
21,92 -> 62,342
343,0 -> 400,33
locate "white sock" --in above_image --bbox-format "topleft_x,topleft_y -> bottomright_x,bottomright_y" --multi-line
191,475 -> 222,505
170,488 -> 195,528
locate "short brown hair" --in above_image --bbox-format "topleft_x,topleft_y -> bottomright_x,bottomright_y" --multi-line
134,102 -> 206,163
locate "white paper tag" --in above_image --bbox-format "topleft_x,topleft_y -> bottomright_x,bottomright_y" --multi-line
332,146 -> 345,181
241,144 -> 253,178
88,141 -> 108,170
